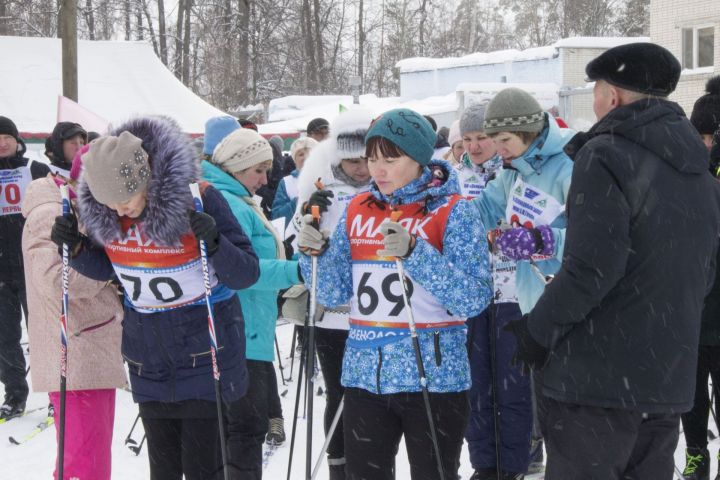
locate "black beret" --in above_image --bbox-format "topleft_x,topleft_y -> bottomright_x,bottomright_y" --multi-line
586,42 -> 681,97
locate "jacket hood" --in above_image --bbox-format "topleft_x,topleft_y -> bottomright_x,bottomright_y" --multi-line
201,160 -> 250,198
369,159 -> 461,210
296,139 -> 342,209
565,99 -> 708,174
78,116 -> 199,246
510,113 -> 575,176
21,175 -> 58,219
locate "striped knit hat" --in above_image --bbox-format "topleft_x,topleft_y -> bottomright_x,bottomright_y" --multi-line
483,88 -> 545,135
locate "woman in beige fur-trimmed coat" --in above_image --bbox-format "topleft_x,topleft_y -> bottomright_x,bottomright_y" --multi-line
22,165 -> 126,480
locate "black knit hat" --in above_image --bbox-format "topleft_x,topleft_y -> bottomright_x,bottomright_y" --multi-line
586,42 -> 681,97
0,116 -> 19,139
691,77 -> 720,135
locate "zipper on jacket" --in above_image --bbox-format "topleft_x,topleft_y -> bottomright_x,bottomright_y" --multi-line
433,331 -> 442,366
122,355 -> 143,376
376,347 -> 383,394
190,346 -> 225,368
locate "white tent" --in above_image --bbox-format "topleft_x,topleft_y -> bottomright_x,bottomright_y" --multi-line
0,36 -> 227,136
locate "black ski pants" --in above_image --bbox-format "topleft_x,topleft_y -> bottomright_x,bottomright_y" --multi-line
0,271 -> 29,404
343,387 -> 469,480
536,381 -> 680,480
267,361 -> 283,419
681,345 -> 720,449
315,327 -> 347,460
225,359 -> 273,480
142,416 -> 222,480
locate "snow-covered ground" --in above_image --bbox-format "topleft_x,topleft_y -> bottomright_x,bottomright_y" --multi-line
2,320 -> 715,479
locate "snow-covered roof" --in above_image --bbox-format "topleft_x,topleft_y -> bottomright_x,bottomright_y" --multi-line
457,82 -> 561,110
396,36 -> 651,73
1,35 -> 227,135
259,93 -> 457,135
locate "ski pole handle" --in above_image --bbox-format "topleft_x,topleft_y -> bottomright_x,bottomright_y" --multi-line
311,205 -> 321,229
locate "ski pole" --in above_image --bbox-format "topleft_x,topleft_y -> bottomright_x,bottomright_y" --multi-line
124,412 -> 141,445
129,434 -> 146,456
58,184 -> 71,479
289,326 -> 297,381
275,335 -> 287,386
388,210 -> 445,480
488,244 -> 503,480
304,204 -> 322,480
189,183 -> 230,480
286,306 -> 309,480
310,395 -> 344,480
529,258 -> 553,285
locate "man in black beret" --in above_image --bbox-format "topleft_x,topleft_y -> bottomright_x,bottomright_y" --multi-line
0,116 -> 50,420
504,42 -> 720,478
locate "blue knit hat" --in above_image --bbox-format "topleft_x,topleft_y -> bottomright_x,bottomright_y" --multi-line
203,116 -> 240,155
365,108 -> 437,166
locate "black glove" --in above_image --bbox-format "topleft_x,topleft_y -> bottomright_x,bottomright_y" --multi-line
503,314 -> 550,374
51,214 -> 82,252
283,234 -> 296,260
304,189 -> 334,214
188,210 -> 220,255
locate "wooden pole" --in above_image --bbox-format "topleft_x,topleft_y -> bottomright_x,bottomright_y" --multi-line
60,0 -> 78,101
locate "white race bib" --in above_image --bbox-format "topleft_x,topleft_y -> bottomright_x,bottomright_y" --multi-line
0,166 -> 32,216
493,178 -> 564,303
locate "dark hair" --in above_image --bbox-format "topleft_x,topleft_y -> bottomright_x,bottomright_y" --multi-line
365,136 -> 408,159
423,115 -> 438,131
487,130 -> 539,145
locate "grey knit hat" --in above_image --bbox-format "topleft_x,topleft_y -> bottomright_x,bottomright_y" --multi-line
83,131 -> 151,205
460,104 -> 488,136
483,88 -> 545,135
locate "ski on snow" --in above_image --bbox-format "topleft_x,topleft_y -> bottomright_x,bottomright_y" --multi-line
262,444 -> 280,470
8,415 -> 55,445
0,406 -> 49,426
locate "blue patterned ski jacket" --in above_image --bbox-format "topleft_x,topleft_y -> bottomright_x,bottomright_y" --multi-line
300,159 -> 492,394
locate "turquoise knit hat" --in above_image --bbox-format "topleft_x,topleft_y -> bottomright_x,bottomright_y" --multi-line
365,108 -> 437,166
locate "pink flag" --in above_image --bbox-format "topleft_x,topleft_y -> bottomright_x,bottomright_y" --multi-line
56,96 -> 110,134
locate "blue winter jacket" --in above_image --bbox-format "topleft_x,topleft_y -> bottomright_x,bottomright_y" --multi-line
271,170 -> 299,229
472,113 -> 574,313
300,160 -> 492,394
202,160 -> 301,362
70,186 -> 259,404
70,115 -> 260,406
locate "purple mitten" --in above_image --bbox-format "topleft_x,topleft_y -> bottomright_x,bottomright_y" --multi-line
536,225 -> 555,256
496,225 -> 555,260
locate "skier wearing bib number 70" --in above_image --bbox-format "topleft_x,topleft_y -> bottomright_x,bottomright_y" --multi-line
49,116 -> 260,480
469,87 -> 574,478
298,108 -> 493,480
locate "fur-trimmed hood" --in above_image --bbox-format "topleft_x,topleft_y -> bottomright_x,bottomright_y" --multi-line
78,116 -> 199,247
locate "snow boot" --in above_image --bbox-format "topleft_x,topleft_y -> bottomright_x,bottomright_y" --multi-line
328,457 -> 346,480
682,447 -> 709,480
527,438 -> 544,475
0,397 -> 26,420
266,417 -> 286,446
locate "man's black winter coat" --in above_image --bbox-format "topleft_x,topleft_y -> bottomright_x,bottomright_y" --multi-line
528,99 -> 720,414
0,145 -> 50,275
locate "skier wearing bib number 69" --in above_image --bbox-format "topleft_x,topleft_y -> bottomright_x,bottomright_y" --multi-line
298,108 -> 492,480
469,87 -> 574,478
49,116 -> 260,480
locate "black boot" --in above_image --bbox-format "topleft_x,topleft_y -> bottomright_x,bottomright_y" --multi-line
328,457 -> 346,480
682,447 -> 709,480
